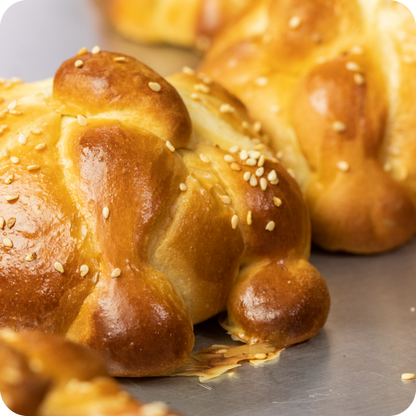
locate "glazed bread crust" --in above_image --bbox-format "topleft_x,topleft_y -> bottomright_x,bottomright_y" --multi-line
200,0 -> 416,253
0,51 -> 329,376
106,0 -> 254,49
0,330 -> 181,416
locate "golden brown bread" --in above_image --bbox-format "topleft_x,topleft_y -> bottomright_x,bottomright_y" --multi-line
0,330 -> 181,416
200,0 -> 416,253
105,0 -> 254,50
0,50 -> 329,376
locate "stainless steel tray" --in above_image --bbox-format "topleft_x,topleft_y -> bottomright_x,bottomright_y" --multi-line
1,1 -> 415,415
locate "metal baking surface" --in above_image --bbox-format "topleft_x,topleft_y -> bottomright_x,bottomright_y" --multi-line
1,1 -> 415,415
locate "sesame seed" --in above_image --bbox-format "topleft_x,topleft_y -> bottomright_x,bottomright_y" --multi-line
35,143 -> 45,150
195,35 -> 211,51
332,121 -> 347,132
243,172 -> 251,182
246,158 -> 257,166
25,252 -> 37,262
11,156 -> 19,164
346,62 -> 361,72
220,195 -> 231,204
256,167 -> 264,177
0,125 -> 7,134
401,373 -> 415,381
231,215 -> 239,229
255,144 -> 265,151
30,128 -> 42,135
254,353 -> 267,360
268,170 -> 277,181
260,178 -> 268,190
230,163 -> 241,171
229,145 -> 239,153
179,183 -> 187,191
182,66 -> 195,75
249,150 -> 261,160
111,268 -> 121,278
54,262 -> 64,273
148,82 -> 161,92
224,155 -> 236,163
5,174 -> 14,184
18,133 -> 27,144
114,57 -> 127,62
383,163 -> 392,172
80,265 -> 89,277
7,101 -> 17,110
337,161 -> 350,172
74,60 -> 84,68
9,110 -> 22,115
242,121 -> 249,129
3,238 -> 12,248
198,74 -> 212,84
91,45 -> 101,54
7,218 -> 15,229
289,16 -> 301,29
258,155 -> 265,167
77,47 -> 88,56
1,148 -> 9,158
255,77 -> 268,86
166,141 -> 175,152
191,93 -> 200,101
270,177 -> 280,185
354,73 -> 365,85
276,151 -> 283,159
249,175 -> 258,187
253,121 -> 262,133
239,149 -> 248,160
247,211 -> 252,225
28,358 -> 43,373
200,154 -> 210,163
77,115 -> 87,126
103,206 -> 110,219
266,221 -> 276,231
273,197 -> 282,207
219,103 -> 235,113
27,165 -> 40,171
351,45 -> 364,55
140,402 -> 168,416
194,83 -> 210,94
0,218 -> 4,229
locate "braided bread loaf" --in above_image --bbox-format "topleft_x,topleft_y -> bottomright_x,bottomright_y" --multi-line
106,0 -> 253,50
0,50 -> 329,376
200,0 -> 416,253
0,330 -> 181,416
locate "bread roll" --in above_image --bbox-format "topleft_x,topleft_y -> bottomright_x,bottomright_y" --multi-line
106,0 -> 253,50
200,0 -> 416,253
0,50 -> 329,376
0,330 -> 181,416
